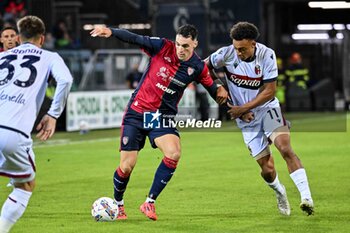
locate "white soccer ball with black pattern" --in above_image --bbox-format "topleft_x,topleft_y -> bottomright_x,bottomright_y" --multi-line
91,197 -> 119,222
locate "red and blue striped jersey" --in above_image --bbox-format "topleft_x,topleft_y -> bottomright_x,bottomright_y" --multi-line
110,28 -> 216,116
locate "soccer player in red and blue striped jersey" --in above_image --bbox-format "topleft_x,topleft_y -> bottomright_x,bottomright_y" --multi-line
90,24 -> 228,220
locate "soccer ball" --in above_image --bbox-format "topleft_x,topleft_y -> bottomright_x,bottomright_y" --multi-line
91,197 -> 119,222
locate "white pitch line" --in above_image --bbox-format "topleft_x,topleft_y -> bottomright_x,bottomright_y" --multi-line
33,137 -> 119,148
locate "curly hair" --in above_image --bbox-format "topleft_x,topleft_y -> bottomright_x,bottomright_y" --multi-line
229,22 -> 259,41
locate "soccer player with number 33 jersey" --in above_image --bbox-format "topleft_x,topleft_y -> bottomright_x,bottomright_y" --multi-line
0,16 -> 73,232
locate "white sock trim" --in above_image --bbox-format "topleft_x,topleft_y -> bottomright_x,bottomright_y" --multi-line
266,174 -> 279,186
115,200 -> 124,206
146,197 -> 155,203
10,188 -> 32,207
266,174 -> 285,194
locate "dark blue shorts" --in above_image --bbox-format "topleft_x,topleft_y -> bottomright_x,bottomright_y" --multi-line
119,108 -> 180,151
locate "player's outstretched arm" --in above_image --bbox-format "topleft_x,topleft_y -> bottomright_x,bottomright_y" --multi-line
204,57 -> 228,105
36,114 -> 57,141
90,26 -> 112,38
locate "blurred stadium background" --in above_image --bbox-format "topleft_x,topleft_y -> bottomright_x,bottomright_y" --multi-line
1,0 -> 349,130
1,1 -> 350,232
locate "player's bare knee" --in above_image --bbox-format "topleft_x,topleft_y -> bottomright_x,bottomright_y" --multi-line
165,149 -> 181,161
277,144 -> 293,158
28,180 -> 36,191
119,160 -> 135,175
120,164 -> 133,175
14,180 -> 36,192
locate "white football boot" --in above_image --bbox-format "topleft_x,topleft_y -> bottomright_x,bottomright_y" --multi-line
276,184 -> 291,216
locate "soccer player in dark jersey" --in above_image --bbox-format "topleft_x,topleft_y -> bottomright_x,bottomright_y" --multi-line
90,24 -> 228,221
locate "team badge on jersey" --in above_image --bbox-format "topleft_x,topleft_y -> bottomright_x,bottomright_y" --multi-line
187,67 -> 194,76
255,65 -> 261,75
122,136 -> 129,145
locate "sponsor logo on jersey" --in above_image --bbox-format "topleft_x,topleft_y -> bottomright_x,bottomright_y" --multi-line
226,72 -> 262,89
157,67 -> 170,81
155,66 -> 186,87
0,91 -> 26,105
168,76 -> 186,87
156,82 -> 176,94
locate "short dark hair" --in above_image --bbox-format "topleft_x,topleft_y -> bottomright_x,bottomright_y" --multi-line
230,22 -> 260,41
1,26 -> 18,37
176,24 -> 198,40
17,15 -> 45,40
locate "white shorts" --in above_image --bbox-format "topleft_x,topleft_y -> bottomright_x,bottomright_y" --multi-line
0,128 -> 36,184
239,105 -> 289,159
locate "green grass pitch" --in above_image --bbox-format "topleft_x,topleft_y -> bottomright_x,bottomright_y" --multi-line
1,113 -> 349,232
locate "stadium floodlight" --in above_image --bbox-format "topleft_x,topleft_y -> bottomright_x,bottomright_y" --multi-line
118,24 -> 151,30
297,24 -> 347,31
336,32 -> 344,39
308,1 -> 350,9
292,33 -> 330,40
333,24 -> 346,30
83,24 -> 106,30
297,24 -> 333,30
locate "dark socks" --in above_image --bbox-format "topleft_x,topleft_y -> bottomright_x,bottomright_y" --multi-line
113,167 -> 130,202
148,156 -> 178,200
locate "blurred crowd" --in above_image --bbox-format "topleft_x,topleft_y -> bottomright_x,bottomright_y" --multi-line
0,0 -> 79,51
0,0 -> 27,30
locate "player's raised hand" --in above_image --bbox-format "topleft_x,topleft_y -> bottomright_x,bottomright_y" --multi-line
90,26 -> 112,38
36,114 -> 57,141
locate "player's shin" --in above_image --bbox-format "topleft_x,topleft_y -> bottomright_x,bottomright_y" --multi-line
0,188 -> 32,233
113,167 -> 130,203
148,156 -> 178,201
290,168 -> 312,200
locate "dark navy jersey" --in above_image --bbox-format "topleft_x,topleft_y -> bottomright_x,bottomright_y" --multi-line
110,28 -> 215,116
